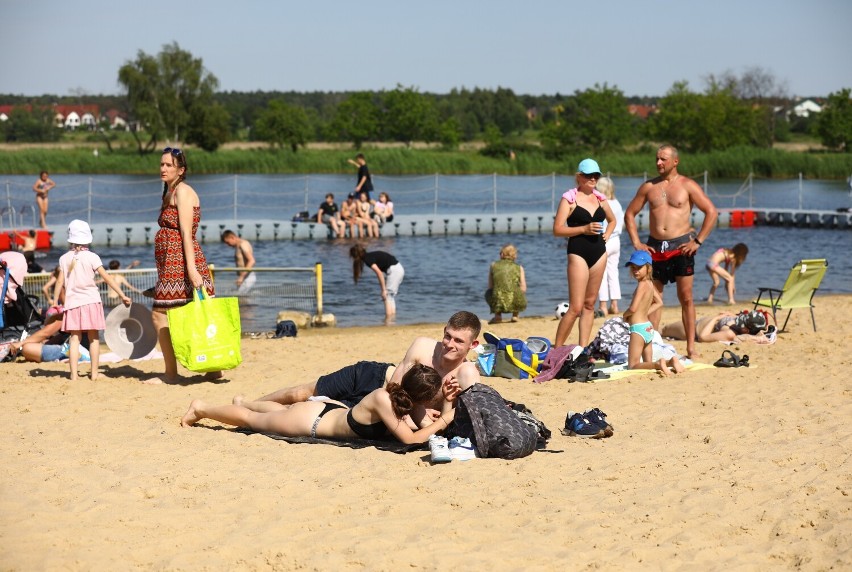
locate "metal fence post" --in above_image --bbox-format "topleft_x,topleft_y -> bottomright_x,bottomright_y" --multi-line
88,177 -> 93,223
493,172 -> 497,214
233,175 -> 239,221
434,173 -> 438,215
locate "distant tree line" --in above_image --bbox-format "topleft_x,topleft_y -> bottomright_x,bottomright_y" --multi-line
2,43 -> 850,155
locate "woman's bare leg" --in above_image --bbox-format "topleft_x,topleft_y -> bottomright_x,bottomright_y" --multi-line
579,255 -> 607,346
149,309 -> 179,384
181,399 -> 321,436
555,259 -> 585,347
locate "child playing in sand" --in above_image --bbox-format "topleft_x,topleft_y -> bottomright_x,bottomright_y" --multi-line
52,220 -> 131,381
706,243 -> 749,304
623,251 -> 684,376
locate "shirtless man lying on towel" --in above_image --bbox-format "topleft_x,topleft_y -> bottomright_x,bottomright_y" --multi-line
234,311 -> 482,428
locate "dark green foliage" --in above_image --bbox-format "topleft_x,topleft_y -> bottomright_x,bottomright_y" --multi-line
254,100 -> 312,152
817,89 -> 852,151
118,42 -> 225,154
1,106 -> 60,142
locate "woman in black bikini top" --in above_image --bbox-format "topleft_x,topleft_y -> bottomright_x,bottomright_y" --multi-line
181,364 -> 457,445
552,158 -> 617,349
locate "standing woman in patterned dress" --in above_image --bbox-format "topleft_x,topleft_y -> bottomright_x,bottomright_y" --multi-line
149,147 -> 219,384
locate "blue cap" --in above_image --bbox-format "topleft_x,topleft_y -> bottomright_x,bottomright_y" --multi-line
577,158 -> 601,175
625,250 -> 653,267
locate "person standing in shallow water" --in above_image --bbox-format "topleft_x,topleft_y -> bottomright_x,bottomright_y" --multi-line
350,244 -> 404,324
150,147 -> 220,384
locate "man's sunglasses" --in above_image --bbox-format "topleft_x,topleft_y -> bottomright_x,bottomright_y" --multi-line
163,147 -> 183,155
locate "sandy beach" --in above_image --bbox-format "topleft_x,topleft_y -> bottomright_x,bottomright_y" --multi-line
1,297 -> 850,570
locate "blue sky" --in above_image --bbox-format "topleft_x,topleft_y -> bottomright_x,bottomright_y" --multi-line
1,0 -> 850,98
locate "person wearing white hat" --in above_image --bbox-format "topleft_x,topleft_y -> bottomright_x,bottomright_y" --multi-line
51,219 -> 131,381
552,158 -> 617,347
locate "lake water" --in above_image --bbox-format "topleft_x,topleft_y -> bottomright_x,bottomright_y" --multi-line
3,172 -> 852,227
29,224 -> 852,330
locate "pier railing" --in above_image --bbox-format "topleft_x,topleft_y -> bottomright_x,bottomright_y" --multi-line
4,172 -> 845,229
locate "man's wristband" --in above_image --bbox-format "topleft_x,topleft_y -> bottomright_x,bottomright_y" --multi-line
694,238 -> 703,246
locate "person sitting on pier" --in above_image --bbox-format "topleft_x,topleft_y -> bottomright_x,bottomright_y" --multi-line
317,193 -> 344,238
356,192 -> 379,238
373,192 -> 395,226
340,193 -> 364,238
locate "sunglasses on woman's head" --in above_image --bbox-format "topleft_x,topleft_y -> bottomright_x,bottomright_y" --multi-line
163,147 -> 182,155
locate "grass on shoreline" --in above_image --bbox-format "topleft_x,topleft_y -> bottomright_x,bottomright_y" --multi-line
1,144 -> 850,179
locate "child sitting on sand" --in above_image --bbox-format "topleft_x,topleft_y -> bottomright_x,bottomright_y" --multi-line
706,243 -> 749,304
623,251 -> 684,376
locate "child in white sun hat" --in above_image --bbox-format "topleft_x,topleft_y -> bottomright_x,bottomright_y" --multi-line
52,220 -> 131,381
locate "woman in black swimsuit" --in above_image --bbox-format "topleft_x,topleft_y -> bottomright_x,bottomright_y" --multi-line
181,364 -> 457,444
552,158 -> 616,347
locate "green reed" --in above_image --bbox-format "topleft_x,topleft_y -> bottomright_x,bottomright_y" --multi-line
1,145 -> 850,178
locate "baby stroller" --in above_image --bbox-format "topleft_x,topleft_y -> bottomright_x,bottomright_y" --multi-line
1,251 -> 44,344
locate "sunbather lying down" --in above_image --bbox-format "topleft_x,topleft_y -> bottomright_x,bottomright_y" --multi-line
661,311 -> 776,344
181,364 -> 458,445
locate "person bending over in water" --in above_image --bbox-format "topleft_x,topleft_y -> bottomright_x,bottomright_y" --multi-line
182,364 -> 457,444
623,251 -> 685,376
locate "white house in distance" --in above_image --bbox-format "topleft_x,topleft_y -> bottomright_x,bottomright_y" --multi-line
791,99 -> 822,118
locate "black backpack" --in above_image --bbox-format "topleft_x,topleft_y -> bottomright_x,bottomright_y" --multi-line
450,384 -> 538,459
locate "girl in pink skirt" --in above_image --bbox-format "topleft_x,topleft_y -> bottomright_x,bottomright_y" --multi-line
52,220 -> 131,381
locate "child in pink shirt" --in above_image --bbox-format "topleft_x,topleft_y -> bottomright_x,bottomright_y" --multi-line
52,220 -> 130,381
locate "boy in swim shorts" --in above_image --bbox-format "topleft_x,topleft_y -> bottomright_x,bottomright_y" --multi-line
624,251 -> 684,376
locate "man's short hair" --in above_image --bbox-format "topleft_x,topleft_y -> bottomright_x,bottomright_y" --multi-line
447,311 -> 482,341
355,153 -> 365,161
325,193 -> 334,199
221,230 -> 236,241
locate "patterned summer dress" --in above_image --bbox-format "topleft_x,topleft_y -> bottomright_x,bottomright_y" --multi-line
153,204 -> 214,309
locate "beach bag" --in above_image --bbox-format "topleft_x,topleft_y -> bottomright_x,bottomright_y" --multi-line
484,332 -> 551,380
168,289 -> 242,372
450,384 -> 538,459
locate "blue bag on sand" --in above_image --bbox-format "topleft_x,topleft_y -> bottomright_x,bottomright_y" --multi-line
483,332 -> 551,380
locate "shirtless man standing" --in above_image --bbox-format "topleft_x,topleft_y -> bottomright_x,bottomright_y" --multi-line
221,230 -> 256,293
623,145 -> 718,359
237,311 -> 482,424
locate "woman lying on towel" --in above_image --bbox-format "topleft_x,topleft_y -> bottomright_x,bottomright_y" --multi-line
181,364 -> 458,444
661,311 -> 775,344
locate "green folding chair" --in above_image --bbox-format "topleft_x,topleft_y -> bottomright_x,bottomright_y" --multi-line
753,258 -> 828,332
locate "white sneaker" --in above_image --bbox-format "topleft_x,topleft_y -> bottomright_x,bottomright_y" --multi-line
429,435 -> 451,463
448,436 -> 477,461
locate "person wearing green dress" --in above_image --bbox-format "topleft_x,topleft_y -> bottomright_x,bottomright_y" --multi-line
485,244 -> 527,324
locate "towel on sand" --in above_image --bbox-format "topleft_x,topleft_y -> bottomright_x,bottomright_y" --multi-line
234,428 -> 428,454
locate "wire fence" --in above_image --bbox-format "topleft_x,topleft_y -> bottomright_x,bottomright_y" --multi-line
21,265 -> 321,332
2,172 -> 848,230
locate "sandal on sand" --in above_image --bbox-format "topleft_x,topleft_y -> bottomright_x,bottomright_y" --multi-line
738,354 -> 750,367
713,350 -> 741,368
